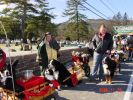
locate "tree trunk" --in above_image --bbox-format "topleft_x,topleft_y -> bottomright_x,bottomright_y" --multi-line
21,0 -> 27,38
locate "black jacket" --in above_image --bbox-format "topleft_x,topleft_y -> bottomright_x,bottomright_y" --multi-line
37,38 -> 60,68
49,38 -> 60,51
92,33 -> 113,54
127,35 -> 133,48
37,41 -> 48,68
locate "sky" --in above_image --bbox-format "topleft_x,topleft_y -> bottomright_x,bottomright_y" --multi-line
48,0 -> 133,23
0,0 -> 133,24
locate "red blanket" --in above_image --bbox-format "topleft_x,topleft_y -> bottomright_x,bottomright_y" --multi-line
16,76 -> 59,100
0,50 -> 6,70
16,76 -> 45,89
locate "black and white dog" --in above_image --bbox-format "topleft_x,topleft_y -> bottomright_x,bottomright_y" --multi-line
81,53 -> 90,77
0,60 -> 24,94
102,56 -> 117,84
110,53 -> 121,73
44,59 -> 73,87
45,60 -> 59,81
44,62 -> 60,90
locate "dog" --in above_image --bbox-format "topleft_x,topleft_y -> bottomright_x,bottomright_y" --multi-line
45,60 -> 59,89
45,59 -> 73,87
0,60 -> 24,97
44,68 -> 60,90
72,51 -> 90,77
110,53 -> 121,73
102,56 -> 117,84
81,53 -> 90,77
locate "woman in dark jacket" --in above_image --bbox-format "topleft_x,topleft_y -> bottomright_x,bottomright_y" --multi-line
37,32 -> 60,74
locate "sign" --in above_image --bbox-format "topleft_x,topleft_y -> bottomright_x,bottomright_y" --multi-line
114,25 -> 133,34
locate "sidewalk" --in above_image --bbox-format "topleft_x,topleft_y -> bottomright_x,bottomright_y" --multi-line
1,44 -> 81,57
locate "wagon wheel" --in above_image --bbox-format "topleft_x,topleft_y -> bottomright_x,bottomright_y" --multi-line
47,96 -> 56,100
43,94 -> 56,100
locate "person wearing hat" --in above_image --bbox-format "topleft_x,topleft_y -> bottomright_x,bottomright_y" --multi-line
37,32 -> 60,75
0,49 -> 6,70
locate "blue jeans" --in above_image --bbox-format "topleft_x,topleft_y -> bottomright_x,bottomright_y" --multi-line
90,51 -> 104,79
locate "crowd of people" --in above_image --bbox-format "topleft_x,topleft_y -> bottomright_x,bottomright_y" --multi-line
36,23 -> 133,84
113,33 -> 133,61
0,23 -> 133,85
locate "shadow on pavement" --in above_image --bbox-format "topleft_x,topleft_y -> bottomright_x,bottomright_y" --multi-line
60,62 -> 133,94
46,92 -> 69,100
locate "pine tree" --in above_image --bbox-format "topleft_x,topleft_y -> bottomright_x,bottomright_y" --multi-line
0,0 -> 54,38
116,12 -> 122,20
64,20 -> 89,40
64,0 -> 87,22
112,12 -> 123,25
123,12 -> 128,21
123,12 -> 128,25
112,15 -> 117,20
63,0 -> 88,41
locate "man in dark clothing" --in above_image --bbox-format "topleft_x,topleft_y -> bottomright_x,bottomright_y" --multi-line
127,34 -> 133,61
90,24 -> 113,81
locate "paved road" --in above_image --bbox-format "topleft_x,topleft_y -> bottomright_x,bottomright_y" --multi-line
54,62 -> 133,100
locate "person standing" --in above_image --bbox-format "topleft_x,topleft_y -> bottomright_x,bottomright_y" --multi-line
127,34 -> 133,61
113,35 -> 118,49
90,24 -> 113,81
36,32 -> 60,75
121,37 -> 127,52
85,39 -> 94,57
